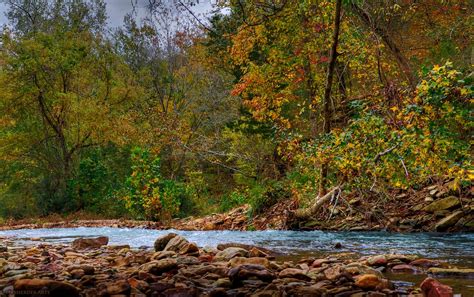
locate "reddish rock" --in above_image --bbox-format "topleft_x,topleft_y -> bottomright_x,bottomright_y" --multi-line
71,236 -> 108,249
14,279 -> 80,297
354,274 -> 382,289
229,257 -> 270,268
248,247 -> 269,258
324,265 -> 345,280
420,277 -> 453,297
106,280 -> 131,295
391,264 -> 420,273
198,254 -> 213,262
410,258 -> 441,268
312,259 -> 330,268
367,255 -> 388,266
128,277 -> 149,292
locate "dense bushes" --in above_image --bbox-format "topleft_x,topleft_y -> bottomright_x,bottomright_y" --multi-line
291,63 -> 472,203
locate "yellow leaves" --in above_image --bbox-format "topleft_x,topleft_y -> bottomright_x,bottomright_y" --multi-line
468,169 -> 474,182
432,64 -> 442,72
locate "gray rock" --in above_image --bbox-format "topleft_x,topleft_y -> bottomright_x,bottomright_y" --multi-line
163,235 -> 199,255
214,247 -> 248,261
423,196 -> 460,213
154,233 -> 177,251
435,211 -> 464,231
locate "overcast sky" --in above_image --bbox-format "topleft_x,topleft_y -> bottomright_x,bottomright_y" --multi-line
0,0 -> 217,28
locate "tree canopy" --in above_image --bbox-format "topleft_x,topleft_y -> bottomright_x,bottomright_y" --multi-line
0,0 -> 472,220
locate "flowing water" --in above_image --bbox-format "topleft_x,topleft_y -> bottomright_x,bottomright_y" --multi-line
1,227 -> 473,294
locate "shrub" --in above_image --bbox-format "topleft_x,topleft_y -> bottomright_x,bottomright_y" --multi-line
124,147 -> 182,221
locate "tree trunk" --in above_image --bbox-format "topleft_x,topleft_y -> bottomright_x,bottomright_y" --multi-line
351,3 -> 417,91
293,186 -> 341,219
319,0 -> 342,195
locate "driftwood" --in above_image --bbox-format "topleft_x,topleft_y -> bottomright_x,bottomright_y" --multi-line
293,186 -> 341,220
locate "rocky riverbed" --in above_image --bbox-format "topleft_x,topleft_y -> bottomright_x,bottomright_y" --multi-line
1,233 -> 472,296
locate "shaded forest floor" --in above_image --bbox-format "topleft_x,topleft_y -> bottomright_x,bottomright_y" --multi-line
1,181 -> 472,232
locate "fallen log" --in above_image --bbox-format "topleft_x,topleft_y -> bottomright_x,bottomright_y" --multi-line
292,186 -> 341,220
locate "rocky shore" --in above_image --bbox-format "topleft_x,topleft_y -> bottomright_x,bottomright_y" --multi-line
1,233 -> 471,297
1,182 -> 472,233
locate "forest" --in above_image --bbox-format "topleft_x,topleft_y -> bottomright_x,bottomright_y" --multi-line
0,0 -> 472,223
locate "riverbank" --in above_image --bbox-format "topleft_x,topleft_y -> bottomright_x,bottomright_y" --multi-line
1,232 -> 473,296
1,181 -> 472,233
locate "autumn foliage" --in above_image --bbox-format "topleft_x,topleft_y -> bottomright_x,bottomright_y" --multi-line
0,0 -> 471,220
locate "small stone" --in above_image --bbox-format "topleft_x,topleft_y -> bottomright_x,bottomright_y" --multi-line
227,264 -> 275,285
354,274 -> 382,289
248,247 -> 269,258
279,268 -> 311,281
70,269 -> 85,279
140,258 -> 177,275
324,265 -> 345,280
71,236 -> 109,249
106,280 -> 131,295
128,278 -> 149,292
391,264 -> 419,273
367,255 -> 388,266
409,259 -> 440,268
311,259 -> 330,268
213,278 -> 231,288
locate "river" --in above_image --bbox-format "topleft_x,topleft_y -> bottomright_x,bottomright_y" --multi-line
1,227 -> 473,294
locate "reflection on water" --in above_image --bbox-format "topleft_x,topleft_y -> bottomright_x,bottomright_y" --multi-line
1,227 -> 473,294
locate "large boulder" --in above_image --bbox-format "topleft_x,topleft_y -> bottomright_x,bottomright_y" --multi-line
435,211 -> 464,231
71,236 -> 108,249
163,235 -> 199,255
154,233 -> 177,251
14,279 -> 80,297
420,277 -> 453,297
423,196 -> 460,213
